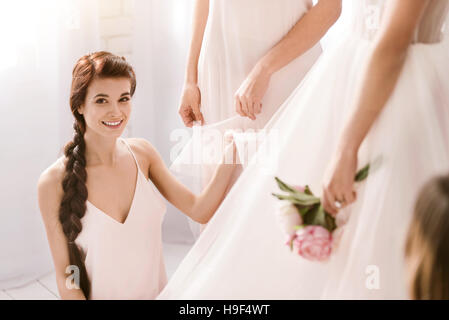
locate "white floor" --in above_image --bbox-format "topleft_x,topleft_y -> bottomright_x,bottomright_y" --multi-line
0,242 -> 193,300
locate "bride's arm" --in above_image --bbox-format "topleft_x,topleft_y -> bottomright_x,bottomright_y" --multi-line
322,0 -> 430,215
185,0 -> 209,85
179,0 -> 209,127
257,0 -> 342,75
236,0 -> 342,119
137,138 -> 237,224
337,0 -> 430,154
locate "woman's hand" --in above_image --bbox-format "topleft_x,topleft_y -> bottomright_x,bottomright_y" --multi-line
234,64 -> 271,120
322,147 -> 358,216
178,83 -> 204,127
222,131 -> 238,165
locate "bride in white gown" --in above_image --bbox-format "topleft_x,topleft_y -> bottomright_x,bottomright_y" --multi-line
160,0 -> 449,299
174,0 -> 341,236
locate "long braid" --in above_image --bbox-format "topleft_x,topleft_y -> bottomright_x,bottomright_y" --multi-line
59,121 -> 90,298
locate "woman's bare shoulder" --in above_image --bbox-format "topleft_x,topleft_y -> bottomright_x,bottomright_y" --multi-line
125,137 -> 160,162
124,138 -> 161,178
37,157 -> 66,221
38,157 -> 66,188
125,137 -> 158,156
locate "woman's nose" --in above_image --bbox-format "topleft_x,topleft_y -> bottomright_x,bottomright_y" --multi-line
109,102 -> 121,115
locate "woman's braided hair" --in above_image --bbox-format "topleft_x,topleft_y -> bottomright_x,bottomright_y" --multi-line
59,52 -> 136,298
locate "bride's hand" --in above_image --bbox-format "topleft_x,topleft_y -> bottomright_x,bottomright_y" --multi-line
178,82 -> 204,127
322,147 -> 358,216
234,63 -> 271,121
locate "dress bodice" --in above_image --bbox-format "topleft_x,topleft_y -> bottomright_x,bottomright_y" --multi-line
207,0 -> 313,50
74,138 -> 168,299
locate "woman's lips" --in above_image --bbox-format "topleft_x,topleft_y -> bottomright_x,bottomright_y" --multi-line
102,119 -> 123,129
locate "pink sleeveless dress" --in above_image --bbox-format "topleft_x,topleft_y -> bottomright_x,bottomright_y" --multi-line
75,138 -> 168,300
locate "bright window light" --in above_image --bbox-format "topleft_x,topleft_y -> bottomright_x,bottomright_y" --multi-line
0,0 -> 77,71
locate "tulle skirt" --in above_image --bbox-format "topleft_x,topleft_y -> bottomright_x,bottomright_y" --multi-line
160,35 -> 449,299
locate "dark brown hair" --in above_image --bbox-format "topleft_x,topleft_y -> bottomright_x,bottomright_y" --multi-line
405,174 -> 449,300
59,51 -> 136,298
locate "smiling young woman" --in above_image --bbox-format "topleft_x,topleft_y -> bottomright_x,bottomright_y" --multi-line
37,51 -> 238,300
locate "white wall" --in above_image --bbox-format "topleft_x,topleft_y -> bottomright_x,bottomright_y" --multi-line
98,0 -> 134,58
0,0 -> 100,290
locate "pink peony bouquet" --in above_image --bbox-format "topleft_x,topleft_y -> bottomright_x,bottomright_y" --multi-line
272,163 -> 372,262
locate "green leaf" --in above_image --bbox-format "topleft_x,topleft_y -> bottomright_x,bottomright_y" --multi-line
301,204 -> 334,232
272,193 -> 321,206
274,177 -> 321,205
295,204 -> 313,217
324,212 -> 337,232
355,163 -> 370,182
314,204 -> 327,227
304,185 -> 314,196
303,204 -> 319,225
274,177 -> 298,194
354,156 -> 383,183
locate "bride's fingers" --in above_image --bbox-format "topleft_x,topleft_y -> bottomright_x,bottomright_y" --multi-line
339,187 -> 358,209
254,101 -> 262,114
191,103 -> 204,126
179,105 -> 193,127
198,110 -> 205,125
323,188 -> 339,216
235,97 -> 245,117
241,97 -> 250,118
246,98 -> 256,120
344,189 -> 356,206
335,193 -> 347,209
186,111 -> 196,127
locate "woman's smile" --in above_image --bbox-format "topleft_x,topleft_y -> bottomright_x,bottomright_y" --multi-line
101,119 -> 124,129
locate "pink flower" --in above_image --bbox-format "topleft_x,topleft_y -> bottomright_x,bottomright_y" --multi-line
293,226 -> 332,262
293,185 -> 306,193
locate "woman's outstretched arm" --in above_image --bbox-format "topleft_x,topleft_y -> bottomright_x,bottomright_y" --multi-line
322,0 -> 430,215
136,138 -> 237,224
235,0 -> 342,120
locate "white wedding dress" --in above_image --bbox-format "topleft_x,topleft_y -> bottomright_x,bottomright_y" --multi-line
198,0 -> 321,125
174,0 -> 322,237
161,0 -> 449,299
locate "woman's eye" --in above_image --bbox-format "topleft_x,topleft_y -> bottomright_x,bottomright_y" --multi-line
96,98 -> 107,104
120,97 -> 130,102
